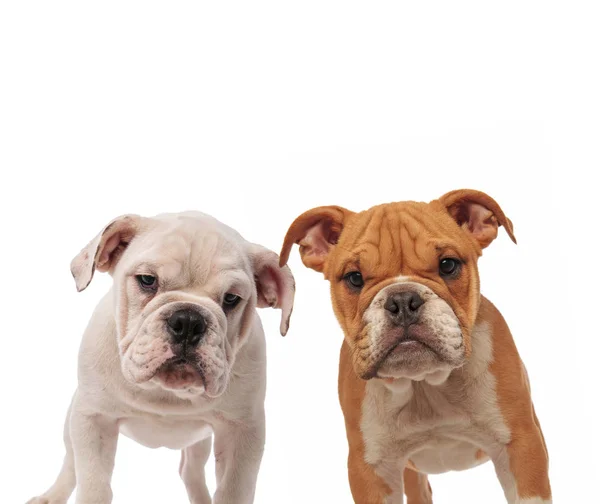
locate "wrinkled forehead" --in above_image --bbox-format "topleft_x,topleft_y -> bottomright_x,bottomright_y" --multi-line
122,215 -> 252,286
331,201 -> 473,276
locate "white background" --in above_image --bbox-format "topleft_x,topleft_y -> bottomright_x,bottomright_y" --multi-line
1,1 -> 598,503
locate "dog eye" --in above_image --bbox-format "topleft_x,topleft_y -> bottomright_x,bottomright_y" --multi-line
136,275 -> 158,291
439,258 -> 461,277
344,271 -> 364,289
223,293 -> 241,309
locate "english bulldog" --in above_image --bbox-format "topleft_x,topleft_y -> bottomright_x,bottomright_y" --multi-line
280,189 -> 551,504
27,212 -> 295,504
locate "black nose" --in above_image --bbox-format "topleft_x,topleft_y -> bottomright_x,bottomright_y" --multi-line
384,291 -> 424,326
166,309 -> 207,346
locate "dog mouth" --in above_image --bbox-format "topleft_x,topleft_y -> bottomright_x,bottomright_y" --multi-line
154,356 -> 205,389
388,328 -> 439,355
363,325 -> 444,379
388,324 -> 441,351
169,356 -> 193,366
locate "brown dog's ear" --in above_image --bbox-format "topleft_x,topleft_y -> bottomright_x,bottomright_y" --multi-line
437,189 -> 516,249
279,206 -> 354,273
248,244 -> 296,336
70,214 -> 141,292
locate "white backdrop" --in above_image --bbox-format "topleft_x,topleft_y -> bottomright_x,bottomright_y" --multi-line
1,1 -> 598,503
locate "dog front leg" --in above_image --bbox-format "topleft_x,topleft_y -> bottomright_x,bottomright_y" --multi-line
347,443 -> 402,504
27,400 -> 76,504
212,416 -> 265,504
403,467 -> 432,504
180,436 -> 213,504
70,408 -> 119,504
492,422 -> 552,504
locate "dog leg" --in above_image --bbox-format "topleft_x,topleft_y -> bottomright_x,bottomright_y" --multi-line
212,416 -> 265,504
346,446 -> 402,504
403,467 -> 432,504
180,436 -> 213,504
339,342 -> 401,504
27,403 -> 76,504
492,423 -> 551,504
70,407 -> 119,504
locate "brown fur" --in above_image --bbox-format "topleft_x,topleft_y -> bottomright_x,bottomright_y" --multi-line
339,341 -> 392,503
403,467 -> 433,504
281,189 -> 550,503
484,299 -> 551,500
285,200 -> 485,379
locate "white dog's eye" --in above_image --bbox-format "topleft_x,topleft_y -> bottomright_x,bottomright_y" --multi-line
223,293 -> 241,309
136,274 -> 158,291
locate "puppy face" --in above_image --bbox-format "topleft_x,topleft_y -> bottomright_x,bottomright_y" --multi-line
72,212 -> 294,398
280,190 -> 515,382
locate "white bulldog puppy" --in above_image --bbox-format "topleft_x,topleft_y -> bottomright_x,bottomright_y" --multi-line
28,212 -> 295,504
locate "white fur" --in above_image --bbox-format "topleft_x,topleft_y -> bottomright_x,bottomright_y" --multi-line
363,280 -> 465,381
27,212 -> 293,504
361,321 -> 512,487
360,317 -> 549,502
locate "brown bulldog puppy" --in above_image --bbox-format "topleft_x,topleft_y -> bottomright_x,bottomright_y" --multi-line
280,190 -> 551,504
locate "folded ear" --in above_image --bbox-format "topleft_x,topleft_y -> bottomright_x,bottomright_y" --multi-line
70,214 -> 141,292
279,205 -> 354,273
248,244 -> 296,336
437,189 -> 516,249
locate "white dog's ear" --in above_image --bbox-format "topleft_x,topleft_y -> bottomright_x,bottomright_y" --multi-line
70,214 -> 141,292
248,244 -> 296,336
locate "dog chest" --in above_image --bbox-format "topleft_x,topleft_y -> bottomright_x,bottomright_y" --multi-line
408,439 -> 489,474
360,378 -> 497,476
362,400 -> 491,475
118,416 -> 213,450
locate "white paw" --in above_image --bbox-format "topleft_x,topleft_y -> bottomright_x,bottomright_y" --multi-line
26,497 -> 66,504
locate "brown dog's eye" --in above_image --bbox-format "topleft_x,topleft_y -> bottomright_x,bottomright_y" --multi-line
344,271 -> 364,289
439,258 -> 461,278
136,275 -> 158,291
